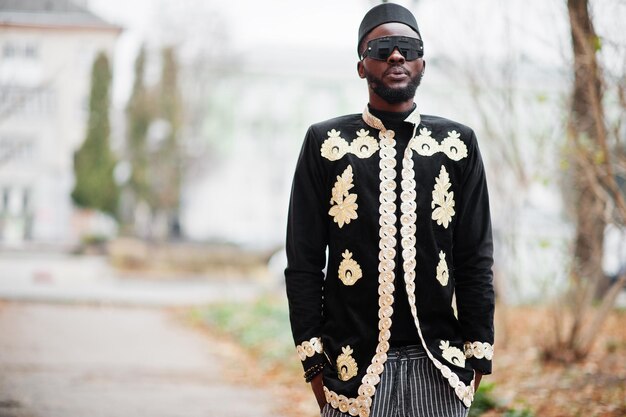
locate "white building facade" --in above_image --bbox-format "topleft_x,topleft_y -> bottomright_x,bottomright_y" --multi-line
0,0 -> 120,246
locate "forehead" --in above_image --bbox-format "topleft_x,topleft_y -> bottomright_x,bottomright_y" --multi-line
365,22 -> 420,42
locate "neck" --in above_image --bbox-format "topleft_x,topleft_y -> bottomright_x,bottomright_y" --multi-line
368,94 -> 415,113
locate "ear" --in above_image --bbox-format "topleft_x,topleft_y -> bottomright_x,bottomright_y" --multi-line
421,60 -> 426,75
357,60 -> 366,79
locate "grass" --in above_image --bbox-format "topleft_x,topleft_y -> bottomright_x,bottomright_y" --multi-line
189,295 -> 298,371
188,301 -> 626,417
503,408 -> 535,417
469,382 -> 498,416
469,382 -> 536,417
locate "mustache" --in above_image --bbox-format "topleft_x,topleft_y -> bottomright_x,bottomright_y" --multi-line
383,65 -> 410,77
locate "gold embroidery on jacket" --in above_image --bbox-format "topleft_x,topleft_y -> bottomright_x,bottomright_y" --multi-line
338,250 -> 363,286
408,128 -> 468,161
329,165 -> 358,228
336,345 -> 359,381
321,129 -> 350,161
431,165 -> 455,228
411,127 -> 439,156
436,251 -> 449,286
320,129 -> 379,161
439,340 -> 466,368
296,337 -> 324,361
322,111 -> 398,417
350,129 -> 379,158
389,105 -> 474,407
442,130 -> 468,161
464,341 -> 494,360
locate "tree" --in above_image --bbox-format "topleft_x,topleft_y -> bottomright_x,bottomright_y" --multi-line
125,46 -> 152,210
71,51 -> 119,217
543,0 -> 626,362
123,45 -> 183,240
150,46 -> 183,238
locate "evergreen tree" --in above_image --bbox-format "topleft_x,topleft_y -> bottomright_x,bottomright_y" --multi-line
126,46 -> 153,205
123,46 -> 184,239
153,46 -> 183,237
71,51 -> 119,217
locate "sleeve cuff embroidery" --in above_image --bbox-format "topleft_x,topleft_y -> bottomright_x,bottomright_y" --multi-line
464,341 -> 494,360
296,337 -> 324,361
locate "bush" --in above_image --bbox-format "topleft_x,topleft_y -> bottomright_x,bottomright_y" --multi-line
469,382 -> 498,416
191,296 -> 297,370
504,408 -> 534,417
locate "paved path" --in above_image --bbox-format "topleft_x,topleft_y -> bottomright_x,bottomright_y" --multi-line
0,252 -> 267,307
0,301 -> 283,417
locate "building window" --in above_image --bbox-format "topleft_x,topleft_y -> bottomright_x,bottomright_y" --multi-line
0,86 -> 56,118
3,43 -> 16,58
1,41 -> 40,60
0,186 -> 33,220
0,135 -> 35,165
24,43 -> 39,59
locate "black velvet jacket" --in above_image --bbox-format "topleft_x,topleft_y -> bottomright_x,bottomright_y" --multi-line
285,106 -> 494,416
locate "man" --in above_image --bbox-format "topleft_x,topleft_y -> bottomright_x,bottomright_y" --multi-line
285,3 -> 494,417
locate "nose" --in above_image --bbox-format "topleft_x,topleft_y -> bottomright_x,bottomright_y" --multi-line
387,47 -> 405,64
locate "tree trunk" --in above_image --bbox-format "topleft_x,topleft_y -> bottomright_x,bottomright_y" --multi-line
567,0 -> 607,294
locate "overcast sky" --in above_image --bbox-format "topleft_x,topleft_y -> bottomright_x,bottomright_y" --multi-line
85,0 -> 624,107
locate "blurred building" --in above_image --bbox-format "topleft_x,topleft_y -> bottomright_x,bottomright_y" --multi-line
180,45 -> 367,250
0,0 -> 121,246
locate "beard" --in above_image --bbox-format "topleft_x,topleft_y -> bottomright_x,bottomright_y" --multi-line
365,66 -> 423,104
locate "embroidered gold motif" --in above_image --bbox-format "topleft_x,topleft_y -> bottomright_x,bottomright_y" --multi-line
296,337 -> 324,361
321,129 -> 350,161
436,251 -> 449,286
338,250 -> 363,286
431,165 -> 455,229
336,345 -> 359,381
439,340 -> 466,368
320,129 -> 379,161
375,103 -> 474,408
408,128 -> 468,161
321,109 -> 398,417
464,341 -> 494,360
324,387 -> 371,417
442,130 -> 468,161
350,129 -> 379,158
412,128 -> 440,156
329,165 -> 358,228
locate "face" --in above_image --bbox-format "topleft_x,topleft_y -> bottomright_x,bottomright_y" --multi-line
357,22 -> 426,106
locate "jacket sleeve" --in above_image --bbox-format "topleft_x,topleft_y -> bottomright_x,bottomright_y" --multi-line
452,130 -> 495,375
285,126 -> 329,379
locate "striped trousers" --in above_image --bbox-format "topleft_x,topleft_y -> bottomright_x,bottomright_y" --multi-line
322,345 -> 469,417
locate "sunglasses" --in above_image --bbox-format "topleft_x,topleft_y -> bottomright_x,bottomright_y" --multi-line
361,36 -> 424,61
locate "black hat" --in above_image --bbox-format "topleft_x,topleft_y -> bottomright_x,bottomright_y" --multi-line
358,3 -> 421,55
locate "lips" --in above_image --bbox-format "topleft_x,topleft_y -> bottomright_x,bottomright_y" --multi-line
384,66 -> 410,80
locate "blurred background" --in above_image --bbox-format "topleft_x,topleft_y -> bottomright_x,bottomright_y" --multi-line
0,0 -> 624,416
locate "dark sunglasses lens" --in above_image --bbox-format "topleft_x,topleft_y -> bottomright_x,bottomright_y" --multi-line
400,38 -> 423,60
375,47 -> 390,60
405,46 -> 422,60
366,36 -> 423,60
372,38 -> 391,59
